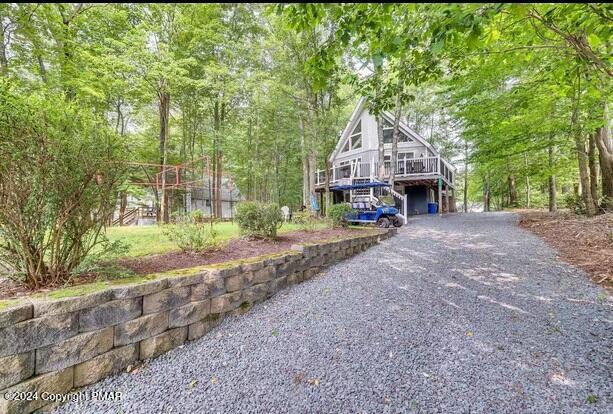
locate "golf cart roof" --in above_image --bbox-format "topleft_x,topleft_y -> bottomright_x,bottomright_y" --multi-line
331,182 -> 390,191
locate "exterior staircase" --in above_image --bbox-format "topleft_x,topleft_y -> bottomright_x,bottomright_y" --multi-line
112,207 -> 140,226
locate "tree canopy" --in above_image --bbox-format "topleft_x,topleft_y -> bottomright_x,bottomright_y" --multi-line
1,2 -> 611,217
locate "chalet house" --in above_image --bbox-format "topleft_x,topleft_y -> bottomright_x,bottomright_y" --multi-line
315,97 -> 456,222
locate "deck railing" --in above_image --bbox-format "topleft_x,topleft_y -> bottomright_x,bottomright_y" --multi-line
315,156 -> 454,186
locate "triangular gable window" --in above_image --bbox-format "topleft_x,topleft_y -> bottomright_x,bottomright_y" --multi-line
382,118 -> 412,143
341,120 -> 362,152
341,140 -> 350,152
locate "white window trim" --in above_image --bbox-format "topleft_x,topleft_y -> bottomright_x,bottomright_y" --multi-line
382,125 -> 413,143
341,121 -> 362,153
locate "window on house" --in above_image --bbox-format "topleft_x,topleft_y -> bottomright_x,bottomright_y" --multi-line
341,120 -> 362,152
383,128 -> 393,144
351,134 -> 361,150
382,118 -> 412,143
339,160 -> 351,178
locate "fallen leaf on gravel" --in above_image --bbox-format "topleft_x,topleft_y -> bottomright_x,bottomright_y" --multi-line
293,373 -> 305,384
188,379 -> 198,389
271,329 -> 278,337
308,378 -> 320,386
466,331 -> 473,337
211,377 -> 218,385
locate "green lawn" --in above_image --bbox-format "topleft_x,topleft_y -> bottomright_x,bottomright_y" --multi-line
105,221 -> 328,258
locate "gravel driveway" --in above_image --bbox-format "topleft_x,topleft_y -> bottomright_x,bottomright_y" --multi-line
55,213 -> 612,413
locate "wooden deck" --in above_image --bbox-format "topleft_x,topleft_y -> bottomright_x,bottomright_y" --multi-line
315,156 -> 455,190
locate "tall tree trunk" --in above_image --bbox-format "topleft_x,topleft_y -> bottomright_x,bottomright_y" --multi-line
508,174 -> 517,207
212,148 -> 218,217
574,134 -> 595,215
159,88 -> 170,223
523,153 -> 531,208
305,89 -> 318,214
119,192 -> 128,226
216,152 -> 222,218
211,100 -> 225,219
595,102 -> 613,210
308,150 -> 317,213
0,26 -> 8,76
508,175 -> 518,207
246,117 -> 253,200
324,158 -> 331,214
390,93 -> 402,189
548,142 -> 557,212
463,138 -> 468,212
299,117 -> 309,209
377,116 -> 385,180
588,130 -> 600,205
572,73 -> 597,216
483,175 -> 490,212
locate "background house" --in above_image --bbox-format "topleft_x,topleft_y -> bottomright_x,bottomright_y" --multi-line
112,176 -> 243,225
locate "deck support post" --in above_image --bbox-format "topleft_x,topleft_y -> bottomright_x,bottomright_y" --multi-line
445,183 -> 450,215
438,177 -> 443,216
403,191 -> 408,224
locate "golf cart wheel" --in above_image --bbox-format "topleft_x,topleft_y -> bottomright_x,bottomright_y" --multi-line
376,217 -> 390,228
392,217 -> 403,227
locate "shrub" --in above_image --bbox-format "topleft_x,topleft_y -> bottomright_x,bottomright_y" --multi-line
293,211 -> 319,232
328,203 -> 353,227
0,83 -> 124,288
235,201 -> 283,239
563,193 -> 585,214
162,211 -> 222,253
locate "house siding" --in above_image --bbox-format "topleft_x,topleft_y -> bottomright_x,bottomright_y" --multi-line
333,106 -> 431,167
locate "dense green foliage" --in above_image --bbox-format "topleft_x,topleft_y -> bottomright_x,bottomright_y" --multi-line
235,201 -> 284,239
292,211 -> 319,232
0,3 -> 611,288
162,212 -> 222,253
280,3 -> 612,214
327,203 -> 353,228
0,83 -> 123,287
0,3 -> 352,214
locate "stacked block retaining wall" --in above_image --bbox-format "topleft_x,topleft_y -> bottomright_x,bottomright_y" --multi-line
0,229 -> 396,413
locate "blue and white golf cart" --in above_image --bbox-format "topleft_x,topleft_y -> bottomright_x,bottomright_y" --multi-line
332,182 -> 404,228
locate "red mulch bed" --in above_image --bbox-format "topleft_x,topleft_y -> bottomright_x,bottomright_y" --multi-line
518,211 -> 613,290
0,228 -> 373,300
119,227 -> 369,275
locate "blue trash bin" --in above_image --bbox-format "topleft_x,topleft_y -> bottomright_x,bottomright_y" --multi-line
427,202 -> 438,214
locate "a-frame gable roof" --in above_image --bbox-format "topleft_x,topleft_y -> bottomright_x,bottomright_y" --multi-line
380,110 -> 438,156
329,97 -> 439,162
329,97 -> 367,162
